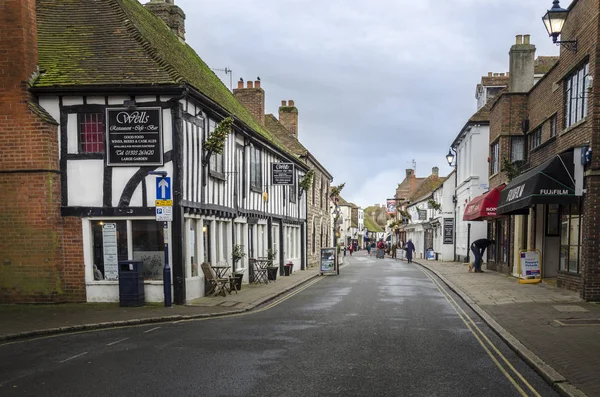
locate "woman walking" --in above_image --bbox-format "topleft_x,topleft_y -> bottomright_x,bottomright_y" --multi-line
405,239 -> 415,263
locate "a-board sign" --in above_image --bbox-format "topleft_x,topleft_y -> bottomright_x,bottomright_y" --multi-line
320,247 -> 337,275
106,107 -> 163,166
518,249 -> 542,284
271,163 -> 295,185
102,223 -> 119,280
443,218 -> 454,244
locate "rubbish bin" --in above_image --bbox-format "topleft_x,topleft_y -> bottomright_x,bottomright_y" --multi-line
118,260 -> 145,307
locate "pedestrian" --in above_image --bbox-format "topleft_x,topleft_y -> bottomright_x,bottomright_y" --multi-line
470,238 -> 495,273
349,244 -> 354,256
377,239 -> 385,259
391,243 -> 397,259
405,239 -> 415,263
343,245 -> 347,257
367,243 -> 372,256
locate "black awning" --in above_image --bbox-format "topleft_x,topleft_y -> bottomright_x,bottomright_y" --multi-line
497,151 -> 578,215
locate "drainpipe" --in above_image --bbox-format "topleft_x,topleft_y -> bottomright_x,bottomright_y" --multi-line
466,223 -> 471,263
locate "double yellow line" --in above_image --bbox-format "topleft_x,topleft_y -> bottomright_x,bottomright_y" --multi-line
421,268 -> 541,397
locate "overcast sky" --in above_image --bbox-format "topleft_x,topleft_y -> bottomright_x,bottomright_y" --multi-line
172,0 -> 559,208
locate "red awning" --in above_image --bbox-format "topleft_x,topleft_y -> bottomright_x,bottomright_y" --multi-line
463,184 -> 506,221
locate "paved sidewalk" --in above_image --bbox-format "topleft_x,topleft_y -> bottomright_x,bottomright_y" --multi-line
413,259 -> 599,397
0,267 -> 322,342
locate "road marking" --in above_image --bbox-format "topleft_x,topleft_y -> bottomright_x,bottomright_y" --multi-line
421,269 -> 541,397
143,327 -> 161,333
106,337 -> 129,346
58,352 -> 88,364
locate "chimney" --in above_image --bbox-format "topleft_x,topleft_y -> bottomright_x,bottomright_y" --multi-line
233,78 -> 265,125
432,167 -> 439,177
145,0 -> 186,42
279,100 -> 299,138
509,34 -> 535,93
406,169 -> 414,178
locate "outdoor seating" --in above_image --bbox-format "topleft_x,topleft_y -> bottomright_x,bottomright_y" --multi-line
250,258 -> 270,285
201,263 -> 233,297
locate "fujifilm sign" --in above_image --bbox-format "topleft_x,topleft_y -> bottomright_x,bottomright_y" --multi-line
540,189 -> 569,195
506,185 -> 525,202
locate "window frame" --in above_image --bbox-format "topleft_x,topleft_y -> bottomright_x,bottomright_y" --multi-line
529,128 -> 542,151
564,61 -> 590,128
78,112 -> 105,155
490,141 -> 499,175
250,145 -> 262,193
208,119 -> 225,179
510,136 -> 526,162
559,202 -> 581,274
549,114 -> 558,138
289,175 -> 297,203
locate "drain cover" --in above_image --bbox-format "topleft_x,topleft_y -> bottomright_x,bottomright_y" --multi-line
554,319 -> 600,326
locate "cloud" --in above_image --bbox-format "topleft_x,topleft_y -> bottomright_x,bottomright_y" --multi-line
173,0 -> 559,207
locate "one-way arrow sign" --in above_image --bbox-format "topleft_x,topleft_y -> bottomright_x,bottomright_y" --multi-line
155,177 -> 171,200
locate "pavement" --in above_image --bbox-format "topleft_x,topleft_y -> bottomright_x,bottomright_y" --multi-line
1,256 -> 598,396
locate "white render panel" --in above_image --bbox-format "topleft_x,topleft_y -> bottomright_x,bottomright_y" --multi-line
38,96 -> 60,123
86,96 -> 105,105
112,167 -> 138,207
107,96 -> 130,105
163,108 -> 173,153
67,160 -> 103,207
67,113 -> 78,154
135,95 -> 157,103
62,96 -> 84,106
130,183 -> 143,207
160,96 -> 174,102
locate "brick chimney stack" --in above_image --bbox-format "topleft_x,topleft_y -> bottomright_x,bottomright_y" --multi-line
145,0 -> 186,42
279,100 -> 299,138
509,34 -> 535,93
432,167 -> 439,177
233,79 -> 265,125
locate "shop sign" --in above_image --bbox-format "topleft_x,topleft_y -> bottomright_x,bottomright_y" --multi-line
518,250 -> 542,284
156,206 -> 173,222
102,223 -> 119,280
418,209 -> 427,221
271,163 -> 295,185
106,107 -> 163,166
320,247 -> 337,275
443,218 -> 453,244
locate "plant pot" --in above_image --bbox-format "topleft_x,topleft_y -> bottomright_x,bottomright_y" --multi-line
267,267 -> 278,281
231,274 -> 243,291
284,265 -> 291,276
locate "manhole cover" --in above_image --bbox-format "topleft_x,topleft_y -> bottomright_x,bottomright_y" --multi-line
554,319 -> 600,326
553,305 -> 588,312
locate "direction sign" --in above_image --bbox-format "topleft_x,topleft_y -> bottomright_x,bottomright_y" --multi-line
156,206 -> 173,222
156,177 -> 171,200
271,163 -> 295,185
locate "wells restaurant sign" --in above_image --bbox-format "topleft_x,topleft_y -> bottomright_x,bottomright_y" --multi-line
106,108 -> 163,166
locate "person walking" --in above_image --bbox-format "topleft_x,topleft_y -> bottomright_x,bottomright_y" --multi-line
391,243 -> 397,259
349,244 -> 354,256
405,239 -> 415,263
376,239 -> 385,259
367,243 -> 372,256
470,238 -> 495,273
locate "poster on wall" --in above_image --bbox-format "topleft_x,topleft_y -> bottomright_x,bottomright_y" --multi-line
106,107 -> 163,166
320,247 -> 337,275
443,218 -> 454,244
102,223 -> 119,280
518,250 -> 542,284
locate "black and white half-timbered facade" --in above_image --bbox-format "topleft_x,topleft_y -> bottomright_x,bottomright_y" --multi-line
24,0 -> 308,303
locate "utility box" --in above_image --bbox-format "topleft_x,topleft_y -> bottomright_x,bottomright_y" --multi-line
118,260 -> 145,307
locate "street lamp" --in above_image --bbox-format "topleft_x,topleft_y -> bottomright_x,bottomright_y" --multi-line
542,0 -> 577,52
332,204 -> 341,274
446,149 -> 455,167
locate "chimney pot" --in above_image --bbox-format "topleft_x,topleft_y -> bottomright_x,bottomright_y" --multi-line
523,34 -> 531,44
237,80 -> 244,89
289,100 -> 295,106
281,100 -> 287,106
516,34 -> 523,44
247,81 -> 253,88
255,80 -> 261,88
488,72 -> 493,77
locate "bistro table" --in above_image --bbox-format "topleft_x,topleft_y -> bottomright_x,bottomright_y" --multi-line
211,265 -> 231,279
250,258 -> 271,284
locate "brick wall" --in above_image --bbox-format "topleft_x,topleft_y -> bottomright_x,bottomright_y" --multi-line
0,0 -> 83,302
306,165 -> 331,267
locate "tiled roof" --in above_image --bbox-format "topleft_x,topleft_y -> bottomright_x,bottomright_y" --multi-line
264,114 -> 307,156
364,215 -> 383,233
34,0 -> 286,150
409,175 -> 446,202
480,75 -> 509,87
469,101 -> 491,123
535,56 -> 559,74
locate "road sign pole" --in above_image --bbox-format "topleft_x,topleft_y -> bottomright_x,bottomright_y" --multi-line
163,221 -> 172,307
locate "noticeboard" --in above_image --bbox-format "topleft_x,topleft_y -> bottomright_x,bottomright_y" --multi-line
106,107 -> 163,166
102,223 -> 119,280
518,249 -> 542,284
443,218 -> 454,244
320,247 -> 337,275
271,163 -> 295,185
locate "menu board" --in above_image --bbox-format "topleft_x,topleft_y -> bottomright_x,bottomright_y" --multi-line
320,247 -> 337,275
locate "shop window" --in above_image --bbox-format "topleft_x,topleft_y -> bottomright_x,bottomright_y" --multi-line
250,146 -> 262,192
487,222 -> 496,262
79,113 -> 105,153
559,203 -> 581,273
132,220 -> 165,280
546,204 -> 560,236
289,182 -> 297,203
530,128 -> 542,150
490,141 -> 499,174
189,220 -> 198,277
91,220 -> 128,280
203,221 -> 211,264
208,120 -> 225,176
565,61 -> 590,128
511,136 -> 525,162
549,114 -> 558,138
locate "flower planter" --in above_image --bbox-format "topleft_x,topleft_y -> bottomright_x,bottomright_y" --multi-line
231,274 -> 243,291
284,265 -> 292,276
267,267 -> 278,281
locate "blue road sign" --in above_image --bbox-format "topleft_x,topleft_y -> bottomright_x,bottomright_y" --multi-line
156,177 -> 171,200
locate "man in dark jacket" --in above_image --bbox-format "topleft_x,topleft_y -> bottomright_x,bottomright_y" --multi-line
470,238 -> 495,273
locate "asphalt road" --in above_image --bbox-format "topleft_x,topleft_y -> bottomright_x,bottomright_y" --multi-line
0,253 -> 558,397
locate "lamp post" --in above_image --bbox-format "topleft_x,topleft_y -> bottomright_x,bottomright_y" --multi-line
542,0 -> 577,52
332,203 -> 341,274
149,170 -> 172,307
445,148 -> 458,262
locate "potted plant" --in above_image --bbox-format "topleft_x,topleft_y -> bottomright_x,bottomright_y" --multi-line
266,248 -> 278,281
231,244 -> 246,290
